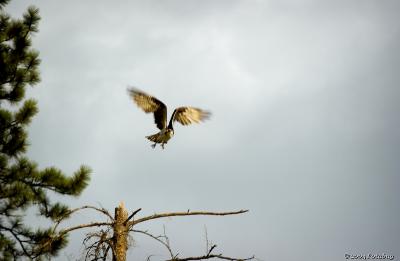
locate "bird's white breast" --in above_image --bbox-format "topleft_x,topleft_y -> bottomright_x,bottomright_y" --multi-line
159,128 -> 174,142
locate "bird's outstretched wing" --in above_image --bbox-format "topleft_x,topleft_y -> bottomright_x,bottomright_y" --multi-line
169,107 -> 211,127
127,87 -> 167,130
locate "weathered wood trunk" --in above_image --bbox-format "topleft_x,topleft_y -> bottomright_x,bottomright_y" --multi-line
112,202 -> 129,261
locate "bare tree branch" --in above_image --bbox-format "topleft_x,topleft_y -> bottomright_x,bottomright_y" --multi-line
58,221 -> 112,237
83,229 -> 113,261
68,205 -> 113,220
130,210 -> 248,227
45,205 -> 252,261
131,221 -> 255,261
124,208 -> 142,225
207,245 -> 217,256
132,229 -> 174,259
52,205 -> 113,234
204,226 -> 210,255
164,242 -> 255,261
167,254 -> 255,261
163,225 -> 172,255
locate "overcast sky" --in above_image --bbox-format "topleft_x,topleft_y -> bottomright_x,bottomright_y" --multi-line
5,0 -> 400,260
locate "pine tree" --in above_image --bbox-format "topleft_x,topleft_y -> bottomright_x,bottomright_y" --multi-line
0,1 -> 91,259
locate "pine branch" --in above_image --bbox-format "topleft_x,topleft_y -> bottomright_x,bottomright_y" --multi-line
0,224 -> 31,257
1,3 -> 91,259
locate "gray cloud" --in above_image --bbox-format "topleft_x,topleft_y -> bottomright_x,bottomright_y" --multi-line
6,0 -> 400,260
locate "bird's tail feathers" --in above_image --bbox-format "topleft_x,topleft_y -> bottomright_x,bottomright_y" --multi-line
146,133 -> 160,142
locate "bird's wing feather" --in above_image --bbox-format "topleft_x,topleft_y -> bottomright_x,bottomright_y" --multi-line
127,87 -> 167,130
169,107 -> 211,127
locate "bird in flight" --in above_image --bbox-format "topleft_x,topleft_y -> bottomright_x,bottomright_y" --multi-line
128,87 -> 211,149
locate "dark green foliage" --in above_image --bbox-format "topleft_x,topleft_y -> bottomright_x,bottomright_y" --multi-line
0,3 -> 91,260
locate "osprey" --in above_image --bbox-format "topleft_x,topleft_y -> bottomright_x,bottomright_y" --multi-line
128,87 -> 211,149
